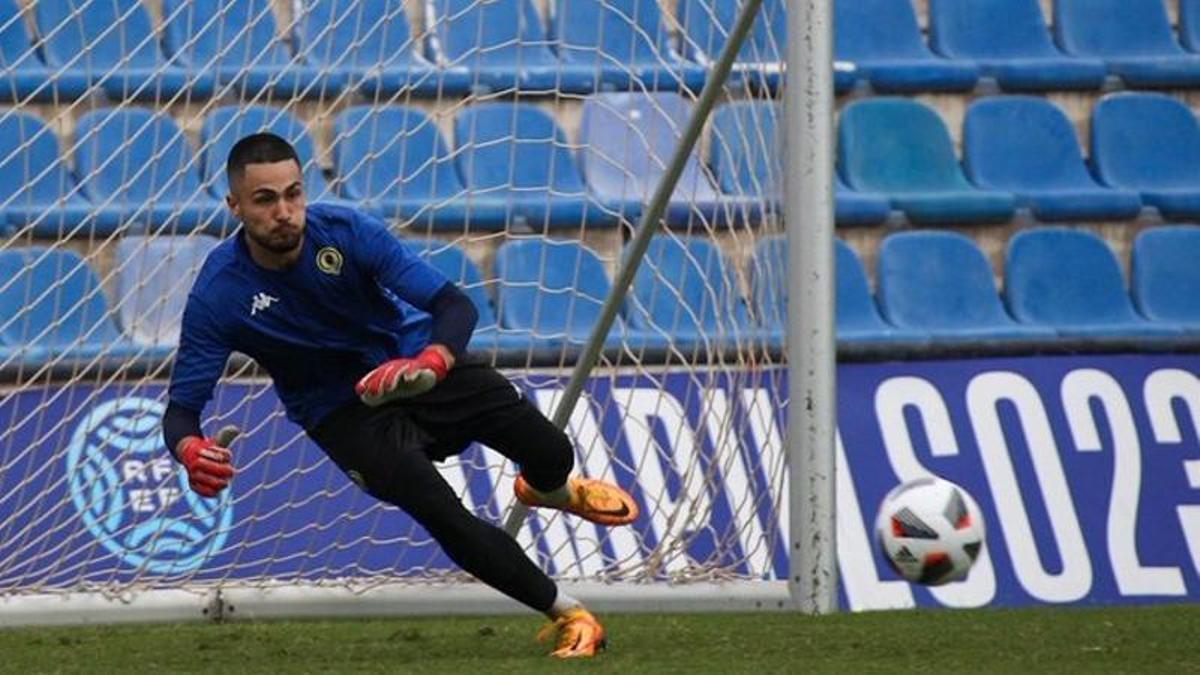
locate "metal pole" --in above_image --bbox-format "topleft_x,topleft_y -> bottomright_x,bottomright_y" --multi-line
784,0 -> 837,612
503,0 -> 766,536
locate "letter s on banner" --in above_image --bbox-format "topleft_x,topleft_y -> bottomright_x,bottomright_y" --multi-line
967,372 -> 1091,603
1062,369 -> 1185,596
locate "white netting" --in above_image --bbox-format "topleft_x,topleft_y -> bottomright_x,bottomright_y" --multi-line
0,0 -> 789,613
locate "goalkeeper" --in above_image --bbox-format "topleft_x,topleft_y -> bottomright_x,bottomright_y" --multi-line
161,133 -> 637,659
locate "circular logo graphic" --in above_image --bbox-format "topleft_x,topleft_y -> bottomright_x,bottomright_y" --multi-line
65,397 -> 233,575
316,246 -> 343,275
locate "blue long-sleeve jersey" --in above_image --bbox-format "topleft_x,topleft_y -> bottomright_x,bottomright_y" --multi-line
169,203 -> 451,430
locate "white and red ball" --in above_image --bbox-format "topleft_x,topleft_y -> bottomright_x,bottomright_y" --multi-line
874,477 -> 985,586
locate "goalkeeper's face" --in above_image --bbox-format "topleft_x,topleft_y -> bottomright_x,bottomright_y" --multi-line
228,159 -> 307,256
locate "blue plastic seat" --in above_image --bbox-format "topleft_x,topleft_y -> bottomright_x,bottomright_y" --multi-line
0,112 -> 96,237
35,0 -> 214,101
834,0 -> 979,92
200,105 -> 339,203
162,0 -> 345,97
333,106 -> 469,228
0,248 -> 141,366
75,108 -> 229,234
553,0 -> 706,92
928,0 -> 1106,91
839,98 -> 1015,224
454,104 -> 613,229
579,93 -> 728,225
0,0 -> 89,100
710,100 -> 891,225
1055,0 -> 1200,88
1181,0 -> 1200,53
430,0 -> 582,93
877,231 -> 1054,340
295,0 -> 463,96
1132,225 -> 1200,330
963,97 -> 1142,222
1005,228 -> 1180,337
401,238 -> 533,352
752,235 -> 927,343
115,236 -> 219,352
626,235 -> 755,351
494,239 -> 656,351
1091,93 -> 1200,220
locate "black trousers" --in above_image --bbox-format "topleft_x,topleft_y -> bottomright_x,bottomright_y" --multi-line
309,356 -> 574,612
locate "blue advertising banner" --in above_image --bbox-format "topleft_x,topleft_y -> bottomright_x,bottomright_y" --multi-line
3,354 -> 1200,611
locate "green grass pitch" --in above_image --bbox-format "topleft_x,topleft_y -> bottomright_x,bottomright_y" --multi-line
0,605 -> 1196,673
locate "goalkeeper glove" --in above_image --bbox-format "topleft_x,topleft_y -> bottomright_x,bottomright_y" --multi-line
356,346 -> 450,406
177,435 -> 235,498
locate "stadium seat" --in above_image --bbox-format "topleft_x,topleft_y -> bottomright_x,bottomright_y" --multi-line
295,0 -> 465,96
1132,226 -> 1200,331
430,0 -> 586,93
753,235 -> 928,344
579,93 -> 729,225
494,239 -> 659,351
710,100 -> 891,225
1181,0 -> 1200,53
963,97 -> 1143,222
927,0 -> 1106,91
834,0 -> 979,92
0,248 -> 141,366
552,0 -> 707,92
162,0 -> 346,97
625,235 -> 755,351
34,0 -> 214,101
333,105 -> 471,228
74,108 -> 229,234
0,112 -> 96,237
838,99 -> 1016,225
0,0 -> 89,100
877,231 -> 1054,340
400,238 -> 533,352
453,104 -> 614,229
200,105 -> 339,203
1005,228 -> 1181,337
1054,0 -> 1200,88
1091,93 -> 1200,220
115,236 -> 219,351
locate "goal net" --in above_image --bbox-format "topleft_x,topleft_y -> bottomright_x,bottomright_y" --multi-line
0,0 -> 792,623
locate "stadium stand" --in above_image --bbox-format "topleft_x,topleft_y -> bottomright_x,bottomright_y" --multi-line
0,0 -> 90,101
114,235 -> 219,351
1132,226 -> 1200,331
877,231 -> 1054,340
452,103 -> 615,229
838,98 -> 1016,224
294,0 -> 461,96
963,96 -> 1143,222
74,108 -> 229,234
162,0 -> 346,97
1054,0 -> 1200,88
552,0 -> 706,92
333,105 -> 472,228
1091,93 -> 1200,220
35,0 -> 214,101
0,112 -> 96,236
0,248 -> 141,365
1006,228 -> 1182,337
1180,0 -> 1200,53
927,0 -> 1107,91
834,0 -> 978,92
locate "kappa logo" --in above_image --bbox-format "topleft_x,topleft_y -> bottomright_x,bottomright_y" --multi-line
250,292 -> 279,317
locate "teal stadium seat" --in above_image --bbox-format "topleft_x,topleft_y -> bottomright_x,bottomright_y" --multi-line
839,98 -> 1016,224
1005,228 -> 1181,338
35,0 -> 214,101
877,231 -> 1054,340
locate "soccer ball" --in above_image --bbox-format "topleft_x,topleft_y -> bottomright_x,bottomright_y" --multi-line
875,477 -> 985,586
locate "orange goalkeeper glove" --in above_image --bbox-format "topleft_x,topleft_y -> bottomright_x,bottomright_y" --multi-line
355,346 -> 450,406
177,435 -> 235,498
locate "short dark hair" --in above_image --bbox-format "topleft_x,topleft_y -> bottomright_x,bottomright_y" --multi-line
226,132 -> 301,187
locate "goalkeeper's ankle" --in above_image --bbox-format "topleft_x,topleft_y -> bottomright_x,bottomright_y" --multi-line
528,480 -> 573,507
546,591 -> 584,619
